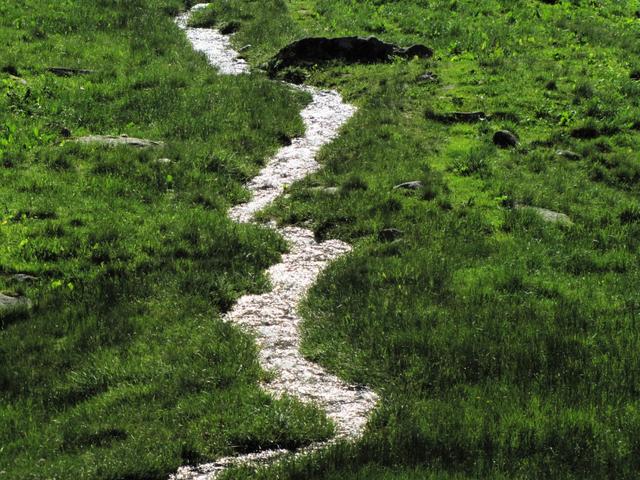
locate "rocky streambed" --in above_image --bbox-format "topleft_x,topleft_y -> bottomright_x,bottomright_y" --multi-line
172,4 -> 378,479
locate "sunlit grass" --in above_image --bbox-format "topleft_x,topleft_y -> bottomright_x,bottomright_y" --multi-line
207,0 -> 640,478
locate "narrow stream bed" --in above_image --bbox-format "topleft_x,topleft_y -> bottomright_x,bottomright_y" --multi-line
173,5 -> 378,479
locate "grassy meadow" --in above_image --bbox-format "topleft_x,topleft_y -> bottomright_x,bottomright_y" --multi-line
0,1 -> 330,478
193,1 -> 640,479
3,0 -> 640,479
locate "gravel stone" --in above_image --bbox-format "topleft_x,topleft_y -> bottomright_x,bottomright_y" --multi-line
173,6 -> 378,479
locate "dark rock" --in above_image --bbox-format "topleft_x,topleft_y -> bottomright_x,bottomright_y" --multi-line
571,126 -> 600,139
278,133 -> 293,146
426,110 -> 487,124
72,135 -> 164,148
47,67 -> 95,77
493,130 -> 519,148
60,127 -> 71,138
631,70 -> 640,81
283,68 -> 307,85
268,36 -> 432,73
220,21 -> 240,35
1,65 -> 19,76
402,44 -> 433,58
556,150 -> 581,161
378,228 -> 404,242
393,181 -> 423,191
492,111 -> 520,122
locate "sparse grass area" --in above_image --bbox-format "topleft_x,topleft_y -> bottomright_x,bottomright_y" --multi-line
0,1 -> 331,478
200,0 -> 640,478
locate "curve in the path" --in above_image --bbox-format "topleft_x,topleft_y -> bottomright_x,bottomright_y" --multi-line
172,5 -> 378,479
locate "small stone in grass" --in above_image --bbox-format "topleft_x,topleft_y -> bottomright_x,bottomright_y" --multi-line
556,150 -> 581,161
493,130 -> 519,148
393,181 -> 423,191
12,274 -> 39,283
0,293 -> 32,311
516,204 -> 573,226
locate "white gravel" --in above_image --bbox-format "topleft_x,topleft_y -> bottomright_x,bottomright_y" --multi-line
173,5 -> 378,479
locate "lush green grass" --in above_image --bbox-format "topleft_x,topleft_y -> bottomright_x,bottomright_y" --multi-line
5,0 -> 640,478
0,1 -> 332,478
198,0 -> 640,478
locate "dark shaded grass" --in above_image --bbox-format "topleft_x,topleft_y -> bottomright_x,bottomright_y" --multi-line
0,0 -> 332,478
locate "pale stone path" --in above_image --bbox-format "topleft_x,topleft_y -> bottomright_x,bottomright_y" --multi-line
172,4 -> 378,480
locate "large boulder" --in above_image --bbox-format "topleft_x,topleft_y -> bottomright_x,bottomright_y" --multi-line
268,37 -> 432,73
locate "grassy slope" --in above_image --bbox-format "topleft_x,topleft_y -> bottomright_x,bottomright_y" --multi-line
198,1 -> 640,479
0,1 -> 333,479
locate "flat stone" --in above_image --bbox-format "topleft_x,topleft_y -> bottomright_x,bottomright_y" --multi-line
556,150 -> 581,161
12,274 -> 39,283
72,135 -> 164,148
8,74 -> 27,85
0,293 -> 32,311
46,67 -> 95,77
516,205 -> 573,225
393,181 -> 423,190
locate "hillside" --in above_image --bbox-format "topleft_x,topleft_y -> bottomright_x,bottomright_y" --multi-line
2,1 -> 640,479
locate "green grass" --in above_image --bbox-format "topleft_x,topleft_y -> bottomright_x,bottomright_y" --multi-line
0,1 -> 331,478
198,0 -> 640,478
5,0 -> 640,479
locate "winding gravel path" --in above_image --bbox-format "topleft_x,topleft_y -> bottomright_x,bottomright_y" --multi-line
172,5 -> 378,479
